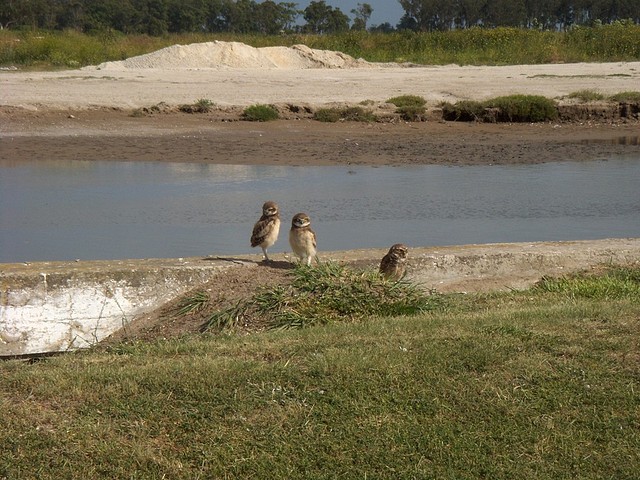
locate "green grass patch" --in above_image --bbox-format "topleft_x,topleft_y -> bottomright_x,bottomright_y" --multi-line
242,104 -> 279,121
313,106 -> 376,122
1,265 -> 639,478
608,91 -> 640,102
442,94 -> 558,122
386,95 -> 427,121
204,262 -> 442,331
567,89 -> 606,102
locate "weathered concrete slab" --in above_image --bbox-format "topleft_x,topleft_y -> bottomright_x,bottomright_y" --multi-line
0,256 -> 252,356
1,238 -> 639,357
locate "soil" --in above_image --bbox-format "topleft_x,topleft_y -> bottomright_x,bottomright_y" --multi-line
104,261 -> 297,345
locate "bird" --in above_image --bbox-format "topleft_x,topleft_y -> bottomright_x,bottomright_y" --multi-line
250,201 -> 280,262
379,243 -> 409,281
289,212 -> 317,266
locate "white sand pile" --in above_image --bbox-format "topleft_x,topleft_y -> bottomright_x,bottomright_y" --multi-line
89,41 -> 378,70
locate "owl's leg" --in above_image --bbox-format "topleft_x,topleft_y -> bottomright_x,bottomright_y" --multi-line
304,256 -> 312,266
261,246 -> 270,262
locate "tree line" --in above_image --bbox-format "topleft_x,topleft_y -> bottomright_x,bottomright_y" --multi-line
1,0 -> 638,34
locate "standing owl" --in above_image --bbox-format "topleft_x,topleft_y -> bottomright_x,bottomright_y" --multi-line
379,243 -> 409,281
289,212 -> 317,266
251,201 -> 280,262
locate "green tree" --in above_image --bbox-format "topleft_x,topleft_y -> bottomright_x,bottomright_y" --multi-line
303,0 -> 349,33
351,2 -> 373,30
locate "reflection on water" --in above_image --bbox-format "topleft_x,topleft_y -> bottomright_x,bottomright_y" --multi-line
580,136 -> 639,145
1,158 -> 639,263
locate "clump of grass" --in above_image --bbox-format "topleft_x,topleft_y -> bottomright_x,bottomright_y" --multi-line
440,100 -> 486,121
533,264 -> 640,300
567,89 -> 606,102
608,91 -> 640,102
442,94 -> 557,122
486,94 -> 558,122
203,262 -> 444,331
387,95 -> 427,121
179,98 -> 214,113
242,104 -> 280,121
387,95 -> 427,108
172,291 -> 210,317
313,106 -> 376,122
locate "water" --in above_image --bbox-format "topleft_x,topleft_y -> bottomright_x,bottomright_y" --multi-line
1,158 -> 639,263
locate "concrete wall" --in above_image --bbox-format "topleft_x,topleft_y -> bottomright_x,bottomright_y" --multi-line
0,257 -> 244,356
2,238 -> 639,357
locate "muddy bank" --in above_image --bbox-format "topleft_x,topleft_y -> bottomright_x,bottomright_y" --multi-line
1,107 -> 639,166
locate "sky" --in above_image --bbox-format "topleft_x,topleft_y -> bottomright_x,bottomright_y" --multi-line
286,1 -> 406,28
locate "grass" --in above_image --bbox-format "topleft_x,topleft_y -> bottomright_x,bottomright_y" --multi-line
313,106 -> 376,122
203,262 -> 441,331
441,94 -> 558,122
1,264 -> 639,478
242,104 -> 279,121
2,24 -> 640,69
387,95 -> 428,121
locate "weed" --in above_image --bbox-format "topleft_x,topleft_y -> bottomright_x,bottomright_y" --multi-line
242,104 -> 279,121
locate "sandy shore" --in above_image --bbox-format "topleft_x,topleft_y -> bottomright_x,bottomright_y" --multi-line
1,60 -> 639,165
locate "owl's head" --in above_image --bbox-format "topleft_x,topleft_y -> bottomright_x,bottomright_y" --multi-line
387,243 -> 409,261
262,201 -> 279,217
291,212 -> 311,228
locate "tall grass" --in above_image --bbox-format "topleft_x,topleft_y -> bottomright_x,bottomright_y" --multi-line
2,24 -> 640,68
1,265 -> 639,479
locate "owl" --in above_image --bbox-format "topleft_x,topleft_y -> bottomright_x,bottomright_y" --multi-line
379,243 -> 409,281
289,212 -> 317,266
250,201 -> 281,262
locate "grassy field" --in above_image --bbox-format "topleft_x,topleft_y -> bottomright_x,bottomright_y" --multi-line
1,265 -> 639,479
1,23 -> 640,68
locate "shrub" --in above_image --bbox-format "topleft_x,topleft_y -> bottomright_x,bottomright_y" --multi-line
242,104 -> 279,121
441,100 -> 486,121
179,98 -> 214,113
313,106 -> 376,122
486,94 -> 558,122
387,95 -> 427,121
386,95 -> 427,108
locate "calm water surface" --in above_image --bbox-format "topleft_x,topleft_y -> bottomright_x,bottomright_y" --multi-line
1,158 -> 639,263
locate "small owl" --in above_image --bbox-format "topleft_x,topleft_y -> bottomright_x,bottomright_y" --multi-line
379,243 -> 409,281
289,212 -> 317,266
251,201 -> 280,262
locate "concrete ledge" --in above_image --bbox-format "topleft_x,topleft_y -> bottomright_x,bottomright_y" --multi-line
0,256 -> 252,356
1,238 -> 639,357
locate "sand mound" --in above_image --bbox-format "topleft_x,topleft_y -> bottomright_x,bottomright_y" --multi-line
90,41 -> 378,70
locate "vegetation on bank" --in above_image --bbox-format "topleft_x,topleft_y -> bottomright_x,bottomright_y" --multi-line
1,23 -> 639,69
1,264 -> 639,479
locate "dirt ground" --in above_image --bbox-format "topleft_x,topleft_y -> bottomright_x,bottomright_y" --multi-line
1,59 -> 639,344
